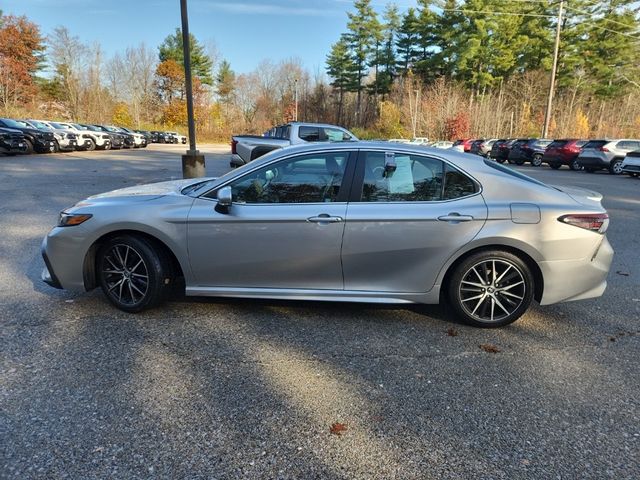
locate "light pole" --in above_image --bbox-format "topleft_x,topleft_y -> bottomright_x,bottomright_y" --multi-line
180,0 -> 205,178
294,78 -> 298,121
542,0 -> 564,138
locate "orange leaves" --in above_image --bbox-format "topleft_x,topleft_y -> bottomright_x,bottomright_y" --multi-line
444,112 -> 470,141
479,344 -> 501,354
329,422 -> 348,436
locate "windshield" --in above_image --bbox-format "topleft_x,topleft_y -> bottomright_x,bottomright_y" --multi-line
2,119 -> 28,128
29,121 -> 52,130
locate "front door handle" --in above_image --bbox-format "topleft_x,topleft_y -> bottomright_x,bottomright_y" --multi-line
438,213 -> 474,223
307,214 -> 343,224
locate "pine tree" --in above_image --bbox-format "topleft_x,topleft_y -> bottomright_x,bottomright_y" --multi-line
326,35 -> 355,124
396,8 -> 420,75
158,28 -> 213,85
346,0 -> 379,123
216,60 -> 235,104
379,3 -> 401,96
413,0 -> 438,81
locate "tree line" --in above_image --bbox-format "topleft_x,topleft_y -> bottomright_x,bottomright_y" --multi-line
1,1 -> 639,142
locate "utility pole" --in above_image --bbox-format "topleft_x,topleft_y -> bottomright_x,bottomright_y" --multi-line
180,0 -> 205,178
294,78 -> 298,121
413,89 -> 420,139
542,0 -> 564,138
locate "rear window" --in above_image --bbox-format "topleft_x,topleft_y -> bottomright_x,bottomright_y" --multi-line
483,159 -> 549,188
583,140 -> 608,149
548,140 -> 568,148
298,126 -> 321,141
576,140 -> 587,147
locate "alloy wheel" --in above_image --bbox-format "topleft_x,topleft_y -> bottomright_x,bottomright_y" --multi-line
101,244 -> 149,306
458,259 -> 526,323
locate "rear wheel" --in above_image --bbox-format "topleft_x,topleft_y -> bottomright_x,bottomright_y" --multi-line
569,159 -> 583,171
496,158 -> 506,164
97,235 -> 171,312
85,138 -> 96,151
447,250 -> 535,328
549,162 -> 561,170
609,159 -> 623,175
531,154 -> 543,167
515,159 -> 525,165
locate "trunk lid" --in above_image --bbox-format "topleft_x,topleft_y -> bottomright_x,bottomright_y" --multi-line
551,184 -> 604,209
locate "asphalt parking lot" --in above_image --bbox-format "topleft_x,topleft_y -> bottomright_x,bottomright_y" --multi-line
2,144 -> 639,479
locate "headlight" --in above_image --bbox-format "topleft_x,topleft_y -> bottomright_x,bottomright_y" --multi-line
58,212 -> 93,227
55,132 -> 65,140
35,133 -> 44,139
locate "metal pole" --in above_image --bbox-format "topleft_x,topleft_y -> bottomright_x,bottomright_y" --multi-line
294,78 -> 298,121
542,0 -> 563,138
180,0 -> 205,178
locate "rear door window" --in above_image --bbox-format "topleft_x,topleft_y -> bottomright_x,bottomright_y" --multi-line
548,140 -> 568,148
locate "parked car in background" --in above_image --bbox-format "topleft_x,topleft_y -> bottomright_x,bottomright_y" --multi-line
409,137 -> 430,145
166,131 -> 187,144
88,124 -> 125,149
150,131 -> 173,143
620,150 -> 640,177
490,139 -> 510,161
73,124 -> 112,150
0,127 -> 28,155
26,119 -> 78,152
508,138 -> 553,166
470,139 -> 498,157
452,138 -> 474,152
430,141 -> 454,149
388,138 -> 412,144
134,130 -> 154,144
117,127 -> 148,148
231,122 -> 357,167
578,139 -> 640,174
0,118 -> 56,154
542,139 -> 587,170
41,142 -> 613,328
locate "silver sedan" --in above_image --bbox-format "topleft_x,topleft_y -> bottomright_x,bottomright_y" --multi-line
41,142 -> 613,327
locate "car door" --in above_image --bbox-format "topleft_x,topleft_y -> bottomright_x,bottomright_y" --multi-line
187,150 -> 356,289
341,150 -> 488,293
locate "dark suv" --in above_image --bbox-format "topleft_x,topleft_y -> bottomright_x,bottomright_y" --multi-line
0,118 -> 56,154
508,139 -> 552,166
490,139 -> 515,163
0,127 -> 28,155
542,139 -> 587,170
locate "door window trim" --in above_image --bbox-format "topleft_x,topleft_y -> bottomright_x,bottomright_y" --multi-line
200,150 -> 359,205
349,149 -> 482,204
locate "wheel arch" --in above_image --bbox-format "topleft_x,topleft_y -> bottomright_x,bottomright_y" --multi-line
439,244 -> 544,303
83,229 -> 185,291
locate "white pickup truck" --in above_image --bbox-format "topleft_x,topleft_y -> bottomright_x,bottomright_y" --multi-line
230,122 -> 357,167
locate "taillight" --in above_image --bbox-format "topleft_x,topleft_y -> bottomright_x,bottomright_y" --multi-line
598,146 -> 609,152
231,138 -> 238,154
558,213 -> 609,233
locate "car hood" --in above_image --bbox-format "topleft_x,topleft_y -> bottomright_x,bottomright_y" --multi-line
87,178 -> 214,201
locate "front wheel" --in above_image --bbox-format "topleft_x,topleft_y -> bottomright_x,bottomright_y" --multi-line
97,235 -> 171,312
85,138 -> 96,151
447,251 -> 535,328
496,158 -> 506,164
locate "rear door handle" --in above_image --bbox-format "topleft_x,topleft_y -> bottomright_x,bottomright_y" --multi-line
438,213 -> 474,223
307,214 -> 343,224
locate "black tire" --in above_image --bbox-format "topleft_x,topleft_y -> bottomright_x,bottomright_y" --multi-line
24,139 -> 34,155
97,235 -> 171,312
585,167 -> 597,173
609,159 -> 623,175
515,159 -> 525,165
549,162 -> 561,170
52,140 -> 60,153
447,250 -> 535,328
85,138 -> 96,151
531,154 -> 543,167
569,159 -> 583,171
496,158 -> 506,164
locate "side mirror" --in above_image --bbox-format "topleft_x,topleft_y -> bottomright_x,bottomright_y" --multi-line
384,152 -> 397,177
215,186 -> 232,213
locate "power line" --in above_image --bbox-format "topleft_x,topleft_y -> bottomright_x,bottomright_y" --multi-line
564,3 -> 640,31
441,8 -> 556,18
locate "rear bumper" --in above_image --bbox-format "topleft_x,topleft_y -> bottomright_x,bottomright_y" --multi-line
538,235 -> 613,305
578,156 -> 609,168
542,153 -> 576,165
621,163 -> 640,174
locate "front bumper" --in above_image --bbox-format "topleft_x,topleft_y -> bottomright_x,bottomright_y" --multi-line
35,140 -> 56,153
621,162 -> 640,174
1,139 -> 28,154
41,229 -> 89,292
58,139 -> 78,151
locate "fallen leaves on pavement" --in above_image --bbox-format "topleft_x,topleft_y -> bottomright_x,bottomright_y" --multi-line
447,328 -> 458,337
479,343 -> 501,353
330,422 -> 348,435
